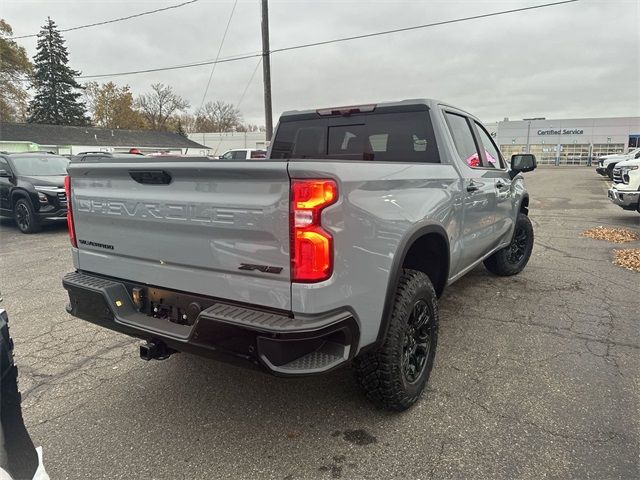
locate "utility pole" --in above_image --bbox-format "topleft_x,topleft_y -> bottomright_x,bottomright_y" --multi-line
261,0 -> 273,142
523,117 -> 545,154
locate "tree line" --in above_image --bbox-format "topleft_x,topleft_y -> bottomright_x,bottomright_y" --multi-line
0,17 -> 263,135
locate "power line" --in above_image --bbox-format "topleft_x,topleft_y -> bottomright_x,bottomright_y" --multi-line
11,0 -> 200,40
78,52 -> 263,79
209,58 -> 263,155
77,0 -> 579,79
199,0 -> 239,111
271,0 -> 579,54
236,58 -> 262,110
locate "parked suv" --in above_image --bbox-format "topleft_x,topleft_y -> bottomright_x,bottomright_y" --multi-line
62,99 -> 536,410
0,152 -> 69,233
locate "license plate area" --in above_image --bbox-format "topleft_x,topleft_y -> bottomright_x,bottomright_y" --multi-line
124,284 -> 217,327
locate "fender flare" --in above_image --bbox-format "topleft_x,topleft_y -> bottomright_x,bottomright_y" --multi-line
10,189 -> 32,209
371,223 -> 450,348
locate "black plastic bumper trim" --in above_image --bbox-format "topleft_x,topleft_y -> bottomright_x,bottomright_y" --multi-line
62,271 -> 359,376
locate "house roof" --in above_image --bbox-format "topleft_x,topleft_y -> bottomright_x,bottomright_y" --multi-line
0,122 -> 207,150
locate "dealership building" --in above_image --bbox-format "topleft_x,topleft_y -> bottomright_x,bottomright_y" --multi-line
486,116 -> 640,165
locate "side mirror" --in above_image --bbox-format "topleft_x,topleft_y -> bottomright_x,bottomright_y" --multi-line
510,154 -> 537,177
0,169 -> 12,178
634,152 -> 640,159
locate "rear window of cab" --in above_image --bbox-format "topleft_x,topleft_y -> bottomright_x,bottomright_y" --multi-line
271,111 -> 440,163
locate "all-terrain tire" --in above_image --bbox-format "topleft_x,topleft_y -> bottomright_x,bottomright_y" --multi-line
354,269 -> 438,411
483,213 -> 534,276
1,311 -> 39,478
13,198 -> 41,234
607,164 -> 615,180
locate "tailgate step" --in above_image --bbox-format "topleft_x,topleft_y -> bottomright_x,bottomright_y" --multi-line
199,303 -> 299,331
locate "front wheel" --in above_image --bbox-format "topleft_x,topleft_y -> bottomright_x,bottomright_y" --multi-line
13,199 -> 41,234
484,213 -> 534,276
354,269 -> 439,411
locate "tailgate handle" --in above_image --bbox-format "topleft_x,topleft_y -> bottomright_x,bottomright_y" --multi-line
129,170 -> 172,185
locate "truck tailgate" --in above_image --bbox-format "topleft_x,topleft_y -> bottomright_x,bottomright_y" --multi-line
68,160 -> 291,310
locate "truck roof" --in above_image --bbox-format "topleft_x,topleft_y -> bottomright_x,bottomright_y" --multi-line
280,98 -> 476,119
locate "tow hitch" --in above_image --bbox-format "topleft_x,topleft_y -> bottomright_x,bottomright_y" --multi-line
140,341 -> 175,361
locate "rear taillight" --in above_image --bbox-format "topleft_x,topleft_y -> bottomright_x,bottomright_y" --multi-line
64,175 -> 77,247
291,179 -> 338,282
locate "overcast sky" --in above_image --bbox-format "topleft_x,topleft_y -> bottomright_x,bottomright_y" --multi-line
2,0 -> 639,126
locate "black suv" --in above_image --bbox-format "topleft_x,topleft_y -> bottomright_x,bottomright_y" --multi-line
0,152 -> 69,233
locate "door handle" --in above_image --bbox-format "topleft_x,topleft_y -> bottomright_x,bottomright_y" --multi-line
466,182 -> 480,193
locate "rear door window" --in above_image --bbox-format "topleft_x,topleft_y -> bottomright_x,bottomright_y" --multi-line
271,111 -> 440,163
445,113 -> 482,168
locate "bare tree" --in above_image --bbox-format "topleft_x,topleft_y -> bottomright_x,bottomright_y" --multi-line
173,112 -> 198,133
135,83 -> 189,131
195,100 -> 243,132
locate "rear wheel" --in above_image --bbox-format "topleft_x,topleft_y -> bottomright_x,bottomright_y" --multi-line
484,213 -> 534,276
13,199 -> 41,234
1,313 -> 39,478
354,269 -> 438,411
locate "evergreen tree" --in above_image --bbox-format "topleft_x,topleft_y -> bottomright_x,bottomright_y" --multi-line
28,17 -> 89,125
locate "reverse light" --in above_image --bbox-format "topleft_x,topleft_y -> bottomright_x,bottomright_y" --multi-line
64,175 -> 77,247
291,179 -> 338,282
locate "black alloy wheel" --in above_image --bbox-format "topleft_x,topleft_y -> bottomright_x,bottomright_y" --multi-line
15,202 -> 31,232
13,199 -> 41,234
506,226 -> 528,265
402,299 -> 436,384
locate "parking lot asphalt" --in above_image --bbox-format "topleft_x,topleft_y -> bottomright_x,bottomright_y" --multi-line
1,166 -> 639,479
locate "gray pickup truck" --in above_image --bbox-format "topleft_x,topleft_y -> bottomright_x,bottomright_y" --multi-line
62,99 -> 536,410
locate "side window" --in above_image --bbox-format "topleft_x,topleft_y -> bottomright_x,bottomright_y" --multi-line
220,151 -> 234,160
231,150 -> 247,160
475,122 -> 504,169
445,113 -> 481,168
0,158 -> 11,172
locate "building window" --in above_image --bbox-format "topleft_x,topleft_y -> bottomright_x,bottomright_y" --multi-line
592,143 -> 625,158
500,144 -> 526,160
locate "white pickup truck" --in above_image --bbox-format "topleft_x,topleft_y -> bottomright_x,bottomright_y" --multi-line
608,158 -> 640,213
596,147 -> 640,179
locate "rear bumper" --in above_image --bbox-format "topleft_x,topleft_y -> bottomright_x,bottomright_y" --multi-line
62,271 -> 359,376
608,187 -> 640,210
